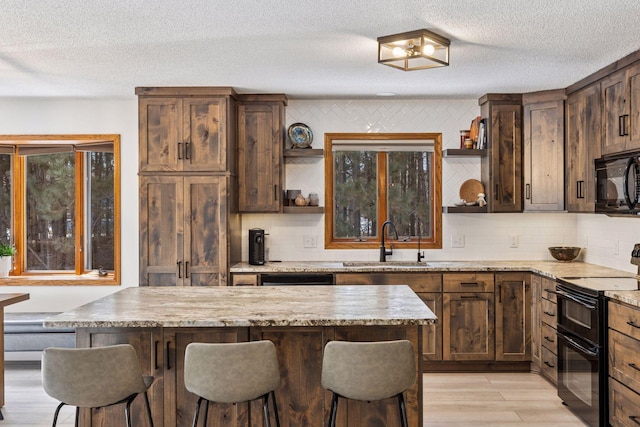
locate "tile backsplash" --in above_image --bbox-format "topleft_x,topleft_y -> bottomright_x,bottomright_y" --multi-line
241,98 -> 639,274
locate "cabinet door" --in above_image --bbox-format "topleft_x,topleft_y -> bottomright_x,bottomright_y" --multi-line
140,176 -> 185,286
417,292 -> 442,361
602,69 -> 628,155
489,104 -> 523,212
523,100 -> 564,211
443,292 -> 495,361
164,328 -> 249,427
566,84 -> 601,212
495,273 -> 531,361
184,176 -> 228,286
139,97 -> 182,172
628,63 -> 640,151
76,328 -> 164,427
182,97 -> 228,172
530,275 -> 542,370
237,102 -> 283,212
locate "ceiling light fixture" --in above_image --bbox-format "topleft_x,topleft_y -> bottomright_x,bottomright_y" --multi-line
377,29 -> 450,71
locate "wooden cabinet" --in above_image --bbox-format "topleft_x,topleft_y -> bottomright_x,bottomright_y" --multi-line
531,275 -> 542,370
480,94 -> 523,212
495,272 -> 531,361
237,95 -> 287,212
523,92 -> 565,211
138,92 -> 235,173
139,176 -> 230,286
565,83 -> 601,212
539,277 -> 558,384
608,300 -> 640,426
602,62 -> 640,155
76,328 -> 164,427
442,273 -> 495,361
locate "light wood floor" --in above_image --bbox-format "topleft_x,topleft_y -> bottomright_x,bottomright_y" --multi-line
1,362 -> 586,426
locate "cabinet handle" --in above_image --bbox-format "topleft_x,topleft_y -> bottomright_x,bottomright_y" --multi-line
177,261 -> 182,278
461,282 -> 479,286
498,284 -> 502,303
543,288 -> 558,295
184,142 -> 190,160
166,341 -> 172,370
630,416 -> 640,426
274,185 -> 278,202
629,363 -> 640,373
543,311 -> 555,316
525,184 -> 531,200
178,143 -> 183,160
544,336 -> 555,343
185,261 -> 190,279
495,184 -> 499,201
577,181 -> 585,199
627,321 -> 640,329
620,115 -> 626,137
624,114 -> 631,136
460,295 -> 479,299
544,361 -> 555,368
154,340 -> 159,370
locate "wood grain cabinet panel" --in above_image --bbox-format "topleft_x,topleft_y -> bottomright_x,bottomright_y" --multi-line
443,273 -> 494,293
609,377 -> 640,427
443,292 -> 495,361
565,83 -> 601,212
602,62 -> 640,155
495,273 -> 531,361
530,275 -> 542,370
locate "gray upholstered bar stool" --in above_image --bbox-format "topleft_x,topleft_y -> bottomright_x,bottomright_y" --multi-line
321,340 -> 416,427
183,340 -> 281,427
42,344 -> 154,427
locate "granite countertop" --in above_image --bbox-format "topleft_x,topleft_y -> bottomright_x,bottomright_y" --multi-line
605,290 -> 640,308
44,285 -> 436,328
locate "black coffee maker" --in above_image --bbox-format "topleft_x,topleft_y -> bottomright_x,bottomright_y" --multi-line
248,228 -> 265,265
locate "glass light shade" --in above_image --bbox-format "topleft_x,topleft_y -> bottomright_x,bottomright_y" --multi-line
377,29 -> 450,71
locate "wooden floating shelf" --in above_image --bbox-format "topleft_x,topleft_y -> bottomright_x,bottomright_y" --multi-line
443,206 -> 488,213
283,206 -> 325,214
283,149 -> 324,157
443,149 -> 487,157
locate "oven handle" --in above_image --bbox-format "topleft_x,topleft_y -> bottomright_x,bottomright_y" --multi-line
555,289 -> 597,310
558,331 -> 599,357
623,156 -> 640,210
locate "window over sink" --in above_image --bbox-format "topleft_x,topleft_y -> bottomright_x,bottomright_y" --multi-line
324,132 -> 442,249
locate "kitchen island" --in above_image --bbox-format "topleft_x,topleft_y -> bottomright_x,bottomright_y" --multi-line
46,285 -> 436,427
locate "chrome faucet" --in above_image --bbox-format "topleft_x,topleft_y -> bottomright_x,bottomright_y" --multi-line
380,221 -> 398,262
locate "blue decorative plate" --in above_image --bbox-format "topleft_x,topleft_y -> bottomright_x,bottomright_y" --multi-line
288,123 -> 313,148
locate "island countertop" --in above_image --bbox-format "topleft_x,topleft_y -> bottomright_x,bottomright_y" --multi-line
44,285 -> 436,328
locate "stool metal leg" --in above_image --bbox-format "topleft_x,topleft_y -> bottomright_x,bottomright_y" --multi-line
328,393 -> 339,427
397,393 -> 408,427
203,399 -> 209,427
144,391 -> 155,427
262,393 -> 271,427
74,406 -> 79,427
51,402 -> 66,427
192,396 -> 204,427
270,391 -> 281,427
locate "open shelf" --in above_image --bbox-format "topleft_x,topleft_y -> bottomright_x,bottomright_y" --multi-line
443,149 -> 487,157
283,206 -> 325,214
443,205 -> 488,213
283,149 -> 324,157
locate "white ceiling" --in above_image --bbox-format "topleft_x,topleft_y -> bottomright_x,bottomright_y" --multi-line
1,0 -> 640,99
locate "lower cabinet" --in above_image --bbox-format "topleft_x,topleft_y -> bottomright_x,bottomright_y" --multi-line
443,291 -> 495,360
537,276 -> 558,385
495,273 -> 531,361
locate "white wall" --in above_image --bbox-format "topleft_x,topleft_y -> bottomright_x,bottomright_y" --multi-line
0,96 -> 636,313
0,97 -> 140,311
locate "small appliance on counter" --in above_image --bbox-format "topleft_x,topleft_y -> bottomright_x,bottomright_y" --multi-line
248,228 -> 265,265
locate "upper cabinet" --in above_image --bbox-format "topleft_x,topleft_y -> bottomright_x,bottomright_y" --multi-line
602,62 -> 640,155
480,94 -> 523,213
136,87 -> 237,173
237,95 -> 287,213
565,83 -> 601,212
523,91 -> 565,211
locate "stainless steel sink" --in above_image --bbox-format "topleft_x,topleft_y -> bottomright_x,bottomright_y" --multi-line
342,261 -> 428,267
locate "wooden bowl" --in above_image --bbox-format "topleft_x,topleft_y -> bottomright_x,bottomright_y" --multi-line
548,246 -> 582,262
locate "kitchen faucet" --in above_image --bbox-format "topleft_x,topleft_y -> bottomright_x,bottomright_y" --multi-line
380,221 -> 398,262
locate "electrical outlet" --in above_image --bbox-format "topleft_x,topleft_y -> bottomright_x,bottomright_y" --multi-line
451,234 -> 465,248
303,235 -> 317,248
509,234 -> 519,248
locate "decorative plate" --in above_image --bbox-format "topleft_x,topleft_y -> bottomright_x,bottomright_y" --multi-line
459,179 -> 485,203
288,123 -> 313,148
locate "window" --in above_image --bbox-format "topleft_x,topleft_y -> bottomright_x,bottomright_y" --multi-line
0,135 -> 120,285
324,133 -> 442,249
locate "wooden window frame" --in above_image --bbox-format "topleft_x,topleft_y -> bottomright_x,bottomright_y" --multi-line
0,134 -> 121,286
324,132 -> 442,249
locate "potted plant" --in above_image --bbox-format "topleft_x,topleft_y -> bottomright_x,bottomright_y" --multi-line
0,243 -> 16,278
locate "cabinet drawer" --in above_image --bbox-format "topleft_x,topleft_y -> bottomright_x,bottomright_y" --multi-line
540,279 -> 557,303
541,346 -> 558,385
609,377 -> 640,427
609,329 -> 640,393
541,322 -> 557,354
231,274 -> 258,286
541,298 -> 557,329
443,273 -> 494,292
335,273 -> 442,292
609,301 -> 640,341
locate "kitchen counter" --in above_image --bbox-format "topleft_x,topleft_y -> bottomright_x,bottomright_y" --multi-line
605,290 -> 640,308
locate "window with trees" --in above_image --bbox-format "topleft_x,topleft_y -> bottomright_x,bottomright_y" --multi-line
0,135 -> 120,285
324,133 -> 442,249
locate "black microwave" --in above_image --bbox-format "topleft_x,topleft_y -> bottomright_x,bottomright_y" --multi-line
595,152 -> 640,216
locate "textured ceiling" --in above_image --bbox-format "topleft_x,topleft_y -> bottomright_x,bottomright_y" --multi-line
1,0 -> 639,99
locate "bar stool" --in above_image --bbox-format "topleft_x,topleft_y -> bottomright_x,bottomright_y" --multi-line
321,340 -> 416,427
183,340 -> 281,427
42,344 -> 154,427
